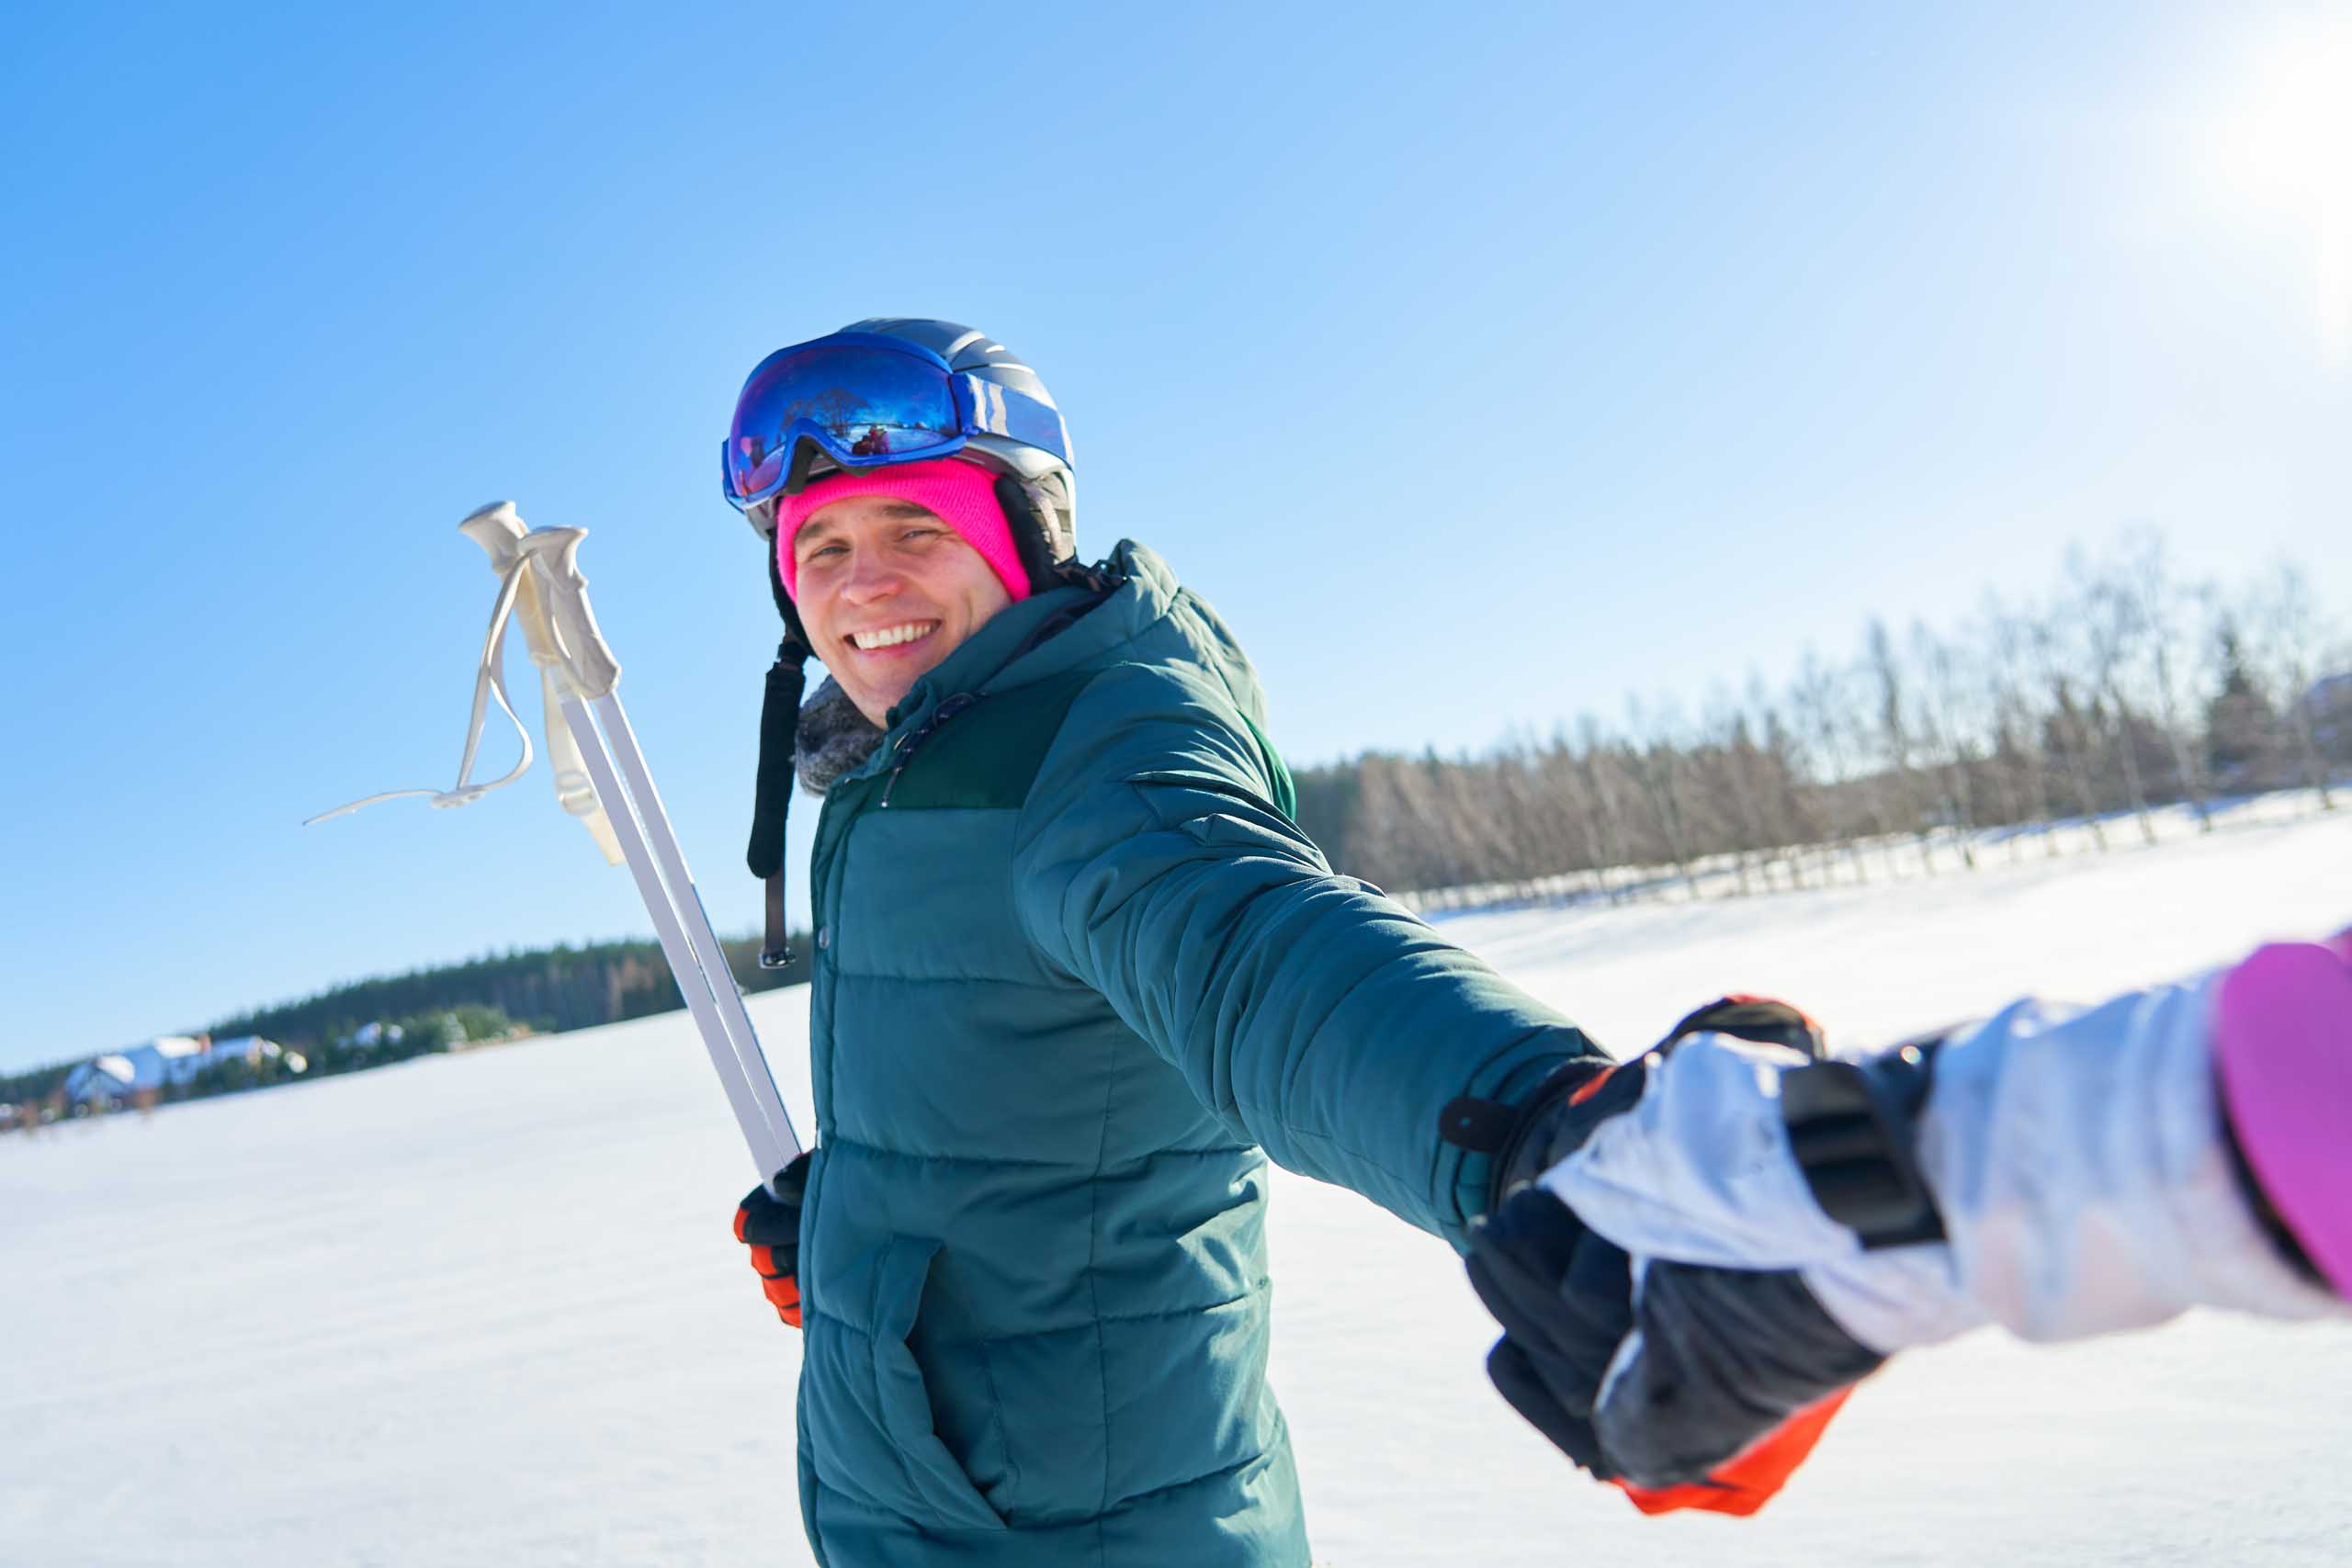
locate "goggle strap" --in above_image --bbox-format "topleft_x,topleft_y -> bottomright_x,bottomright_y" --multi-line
781,439 -> 827,498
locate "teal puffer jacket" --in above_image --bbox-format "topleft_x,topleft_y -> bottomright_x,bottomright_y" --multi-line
793,541 -> 1601,1567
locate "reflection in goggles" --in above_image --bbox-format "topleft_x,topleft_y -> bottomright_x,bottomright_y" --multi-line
726,346 -> 963,503
722,334 -> 1071,513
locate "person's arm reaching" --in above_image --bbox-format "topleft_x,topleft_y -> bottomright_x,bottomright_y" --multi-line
1465,932 -> 2352,1512
1012,661 -> 1609,1248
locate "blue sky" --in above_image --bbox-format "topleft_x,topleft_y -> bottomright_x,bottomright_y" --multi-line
3,2 -> 2345,1072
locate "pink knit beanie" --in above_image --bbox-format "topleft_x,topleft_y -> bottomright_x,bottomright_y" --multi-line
775,457 -> 1032,604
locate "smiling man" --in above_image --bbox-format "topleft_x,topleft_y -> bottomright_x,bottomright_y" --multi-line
718,319 -> 1616,1567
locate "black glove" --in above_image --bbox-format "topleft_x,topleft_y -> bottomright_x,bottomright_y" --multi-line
1468,1184 -> 1635,1477
733,1150 -> 811,1328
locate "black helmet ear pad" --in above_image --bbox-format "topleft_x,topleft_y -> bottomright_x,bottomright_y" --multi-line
765,536 -> 812,653
995,472 -> 1067,596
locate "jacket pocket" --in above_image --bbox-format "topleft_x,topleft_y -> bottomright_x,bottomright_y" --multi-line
865,1235 -> 1007,1532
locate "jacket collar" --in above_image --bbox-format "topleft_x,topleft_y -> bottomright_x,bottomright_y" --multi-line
818,542 -> 1182,788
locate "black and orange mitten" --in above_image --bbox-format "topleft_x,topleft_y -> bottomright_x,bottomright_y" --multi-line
733,1151 -> 811,1329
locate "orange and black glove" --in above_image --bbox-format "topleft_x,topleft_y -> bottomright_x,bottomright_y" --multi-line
1460,997 -> 1880,1516
733,1150 -> 811,1329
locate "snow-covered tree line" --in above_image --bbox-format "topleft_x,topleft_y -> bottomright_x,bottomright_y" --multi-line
1293,532 -> 2348,901
1,937 -> 818,1127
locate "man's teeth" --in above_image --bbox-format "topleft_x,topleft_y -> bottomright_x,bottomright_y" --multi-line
851,622 -> 938,650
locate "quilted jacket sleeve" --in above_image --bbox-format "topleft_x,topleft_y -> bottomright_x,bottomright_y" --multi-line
1011,660 -> 1610,1250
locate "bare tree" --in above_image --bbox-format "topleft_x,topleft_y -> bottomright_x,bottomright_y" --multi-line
1908,622 -> 1980,871
1864,620 -> 1936,874
2072,545 -> 2159,845
1538,726 -> 1613,905
1626,695 -> 1701,898
1977,594 -> 2053,862
1351,754 -> 1449,891
1573,716 -> 1636,903
1747,671 -> 1812,888
1791,648 -> 1869,885
2245,561 -> 2338,810
2030,605 -> 2110,852
1699,687 -> 1763,895
2114,529 -> 2217,832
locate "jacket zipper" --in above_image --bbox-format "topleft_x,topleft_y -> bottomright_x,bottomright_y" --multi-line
879,693 -> 978,807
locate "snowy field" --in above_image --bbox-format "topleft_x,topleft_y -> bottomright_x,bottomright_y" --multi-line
6,801 -> 2350,1566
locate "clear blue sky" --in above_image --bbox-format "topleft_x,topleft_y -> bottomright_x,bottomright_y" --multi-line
4,2 -> 2346,1073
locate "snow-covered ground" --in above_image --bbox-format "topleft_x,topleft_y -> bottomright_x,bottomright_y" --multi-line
5,804 -> 2348,1566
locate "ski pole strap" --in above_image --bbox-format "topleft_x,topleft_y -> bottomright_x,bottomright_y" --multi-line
749,637 -> 808,969
1779,1039 -> 1947,1250
305,552 -> 537,825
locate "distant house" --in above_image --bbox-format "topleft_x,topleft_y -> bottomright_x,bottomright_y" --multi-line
62,1035 -> 287,1107
207,1036 -> 282,1069
2300,671 -> 2352,755
62,1053 -> 135,1104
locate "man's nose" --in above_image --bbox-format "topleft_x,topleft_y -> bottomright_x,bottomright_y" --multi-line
839,548 -> 902,604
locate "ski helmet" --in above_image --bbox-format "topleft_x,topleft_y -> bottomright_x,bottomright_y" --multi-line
726,317 -> 1078,568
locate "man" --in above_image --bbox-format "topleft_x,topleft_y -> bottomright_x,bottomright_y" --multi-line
720,318 -> 1615,1565
722,320 -> 2352,1564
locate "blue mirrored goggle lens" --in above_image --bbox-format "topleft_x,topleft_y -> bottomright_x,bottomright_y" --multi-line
723,344 -> 961,504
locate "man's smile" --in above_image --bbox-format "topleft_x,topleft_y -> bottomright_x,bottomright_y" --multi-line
847,620 -> 943,652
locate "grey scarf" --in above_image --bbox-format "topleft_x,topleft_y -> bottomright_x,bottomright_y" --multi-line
794,675 -> 887,796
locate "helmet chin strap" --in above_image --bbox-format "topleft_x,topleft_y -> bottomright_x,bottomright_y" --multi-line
747,546 -> 811,969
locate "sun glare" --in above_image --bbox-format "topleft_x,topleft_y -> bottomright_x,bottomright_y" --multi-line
2193,7 -> 2352,366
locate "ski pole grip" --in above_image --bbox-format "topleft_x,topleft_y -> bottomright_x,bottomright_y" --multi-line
518,526 -> 624,699
459,502 -> 569,677
458,501 -> 527,572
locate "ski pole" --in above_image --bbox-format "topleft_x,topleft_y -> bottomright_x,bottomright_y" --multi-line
311,504 -> 803,1190
498,514 -> 803,1183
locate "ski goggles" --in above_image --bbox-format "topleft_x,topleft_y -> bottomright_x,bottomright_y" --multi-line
720,332 -> 1073,513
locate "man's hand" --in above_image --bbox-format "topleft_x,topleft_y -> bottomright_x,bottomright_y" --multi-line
1468,1186 -> 1879,1514
1461,997 -> 1884,1515
734,1151 -> 812,1328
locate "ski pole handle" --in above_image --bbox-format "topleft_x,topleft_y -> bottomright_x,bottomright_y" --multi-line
458,503 -> 624,700
458,501 -> 527,571
458,502 -> 565,673
518,527 -> 623,699
456,502 -> 623,862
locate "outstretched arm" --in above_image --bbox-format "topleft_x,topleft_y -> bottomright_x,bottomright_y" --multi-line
1468,931 -> 2352,1510
1012,661 -> 1608,1248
